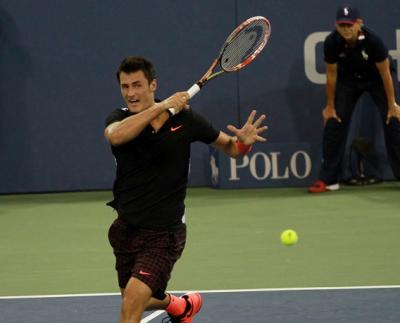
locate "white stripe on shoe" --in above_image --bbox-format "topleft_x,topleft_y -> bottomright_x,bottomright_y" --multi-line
326,183 -> 340,191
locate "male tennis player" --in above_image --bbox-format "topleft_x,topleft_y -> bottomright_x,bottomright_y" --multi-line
309,4 -> 400,193
105,56 -> 267,323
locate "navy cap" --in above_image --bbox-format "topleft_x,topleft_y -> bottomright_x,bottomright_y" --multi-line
336,5 -> 361,24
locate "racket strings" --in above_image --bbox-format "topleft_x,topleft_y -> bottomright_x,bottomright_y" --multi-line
221,19 -> 270,71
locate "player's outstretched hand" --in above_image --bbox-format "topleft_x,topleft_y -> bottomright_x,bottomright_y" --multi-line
227,110 -> 268,145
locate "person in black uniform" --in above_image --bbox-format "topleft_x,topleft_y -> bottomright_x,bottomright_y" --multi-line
309,4 -> 400,193
104,56 -> 267,323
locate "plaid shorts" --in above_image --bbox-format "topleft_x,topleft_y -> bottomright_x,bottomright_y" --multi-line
108,216 -> 186,300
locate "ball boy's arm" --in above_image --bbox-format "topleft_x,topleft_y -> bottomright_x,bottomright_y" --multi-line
322,63 -> 341,124
376,58 -> 400,124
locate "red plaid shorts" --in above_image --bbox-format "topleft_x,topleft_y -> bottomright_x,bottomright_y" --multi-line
108,216 -> 186,300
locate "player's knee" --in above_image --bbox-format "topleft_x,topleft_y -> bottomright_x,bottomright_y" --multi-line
121,292 -> 144,312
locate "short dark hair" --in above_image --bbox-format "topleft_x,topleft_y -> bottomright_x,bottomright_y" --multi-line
116,56 -> 156,83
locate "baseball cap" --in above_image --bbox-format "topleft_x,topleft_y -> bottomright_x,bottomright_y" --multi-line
336,4 -> 361,24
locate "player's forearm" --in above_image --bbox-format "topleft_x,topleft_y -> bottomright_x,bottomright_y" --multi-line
217,137 -> 240,158
105,103 -> 166,146
212,133 -> 251,158
227,138 -> 243,158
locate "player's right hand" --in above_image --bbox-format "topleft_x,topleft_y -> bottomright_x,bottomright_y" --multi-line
162,92 -> 190,113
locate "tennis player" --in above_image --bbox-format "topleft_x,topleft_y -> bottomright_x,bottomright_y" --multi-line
309,4 -> 400,193
105,56 -> 267,323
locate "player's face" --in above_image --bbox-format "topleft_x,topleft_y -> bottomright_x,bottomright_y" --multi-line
336,21 -> 362,43
119,70 -> 156,113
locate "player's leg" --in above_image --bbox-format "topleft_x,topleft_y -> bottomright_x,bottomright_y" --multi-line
160,227 -> 202,321
120,287 -> 171,310
134,225 -> 202,321
120,280 -> 202,323
119,277 -> 201,323
310,81 -> 361,192
109,217 -> 201,321
108,218 -> 161,322
120,277 -> 153,323
369,75 -> 400,179
120,279 -> 197,322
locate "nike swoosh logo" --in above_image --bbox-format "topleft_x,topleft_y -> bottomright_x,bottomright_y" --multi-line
139,270 -> 152,276
171,125 -> 183,132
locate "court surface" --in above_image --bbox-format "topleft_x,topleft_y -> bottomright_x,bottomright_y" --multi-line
1,287 -> 400,322
1,183 -> 399,322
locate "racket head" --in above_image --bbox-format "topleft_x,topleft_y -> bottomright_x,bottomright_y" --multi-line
219,16 -> 271,72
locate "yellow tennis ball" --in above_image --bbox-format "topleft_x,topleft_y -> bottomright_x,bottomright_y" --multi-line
280,229 -> 298,246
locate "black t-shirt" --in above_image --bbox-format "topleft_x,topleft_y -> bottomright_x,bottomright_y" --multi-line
324,27 -> 395,82
105,108 -> 220,229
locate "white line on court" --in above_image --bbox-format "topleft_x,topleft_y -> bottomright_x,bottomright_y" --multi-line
141,310 -> 165,323
1,285 -> 400,300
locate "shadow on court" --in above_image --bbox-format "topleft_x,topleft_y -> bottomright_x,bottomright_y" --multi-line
1,288 -> 399,323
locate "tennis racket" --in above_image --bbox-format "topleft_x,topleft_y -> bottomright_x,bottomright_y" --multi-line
170,16 -> 271,114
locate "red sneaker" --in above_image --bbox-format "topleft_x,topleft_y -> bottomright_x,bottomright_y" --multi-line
308,180 -> 339,193
164,292 -> 202,323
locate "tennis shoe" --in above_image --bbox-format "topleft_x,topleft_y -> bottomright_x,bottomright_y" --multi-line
308,180 -> 339,193
163,292 -> 202,323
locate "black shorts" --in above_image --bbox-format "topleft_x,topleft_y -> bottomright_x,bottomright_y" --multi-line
108,217 -> 186,300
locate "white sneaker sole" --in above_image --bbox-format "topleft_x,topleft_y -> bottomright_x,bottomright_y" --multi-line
326,183 -> 340,191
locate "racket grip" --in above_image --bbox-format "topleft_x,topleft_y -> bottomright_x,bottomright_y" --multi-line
187,84 -> 201,98
169,83 -> 200,115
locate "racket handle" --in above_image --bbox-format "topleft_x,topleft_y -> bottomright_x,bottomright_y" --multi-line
169,84 -> 201,115
187,84 -> 201,98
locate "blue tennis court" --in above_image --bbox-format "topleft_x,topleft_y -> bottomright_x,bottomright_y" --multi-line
1,287 -> 400,323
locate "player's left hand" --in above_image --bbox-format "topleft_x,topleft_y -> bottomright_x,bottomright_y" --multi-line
386,103 -> 400,124
227,110 -> 268,145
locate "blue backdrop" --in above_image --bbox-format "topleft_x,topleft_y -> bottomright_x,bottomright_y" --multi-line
0,0 -> 399,193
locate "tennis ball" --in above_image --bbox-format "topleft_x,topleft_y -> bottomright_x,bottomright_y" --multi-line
280,229 -> 298,246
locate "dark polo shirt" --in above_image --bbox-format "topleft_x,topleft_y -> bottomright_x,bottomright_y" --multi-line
324,26 -> 395,83
105,108 -> 219,229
